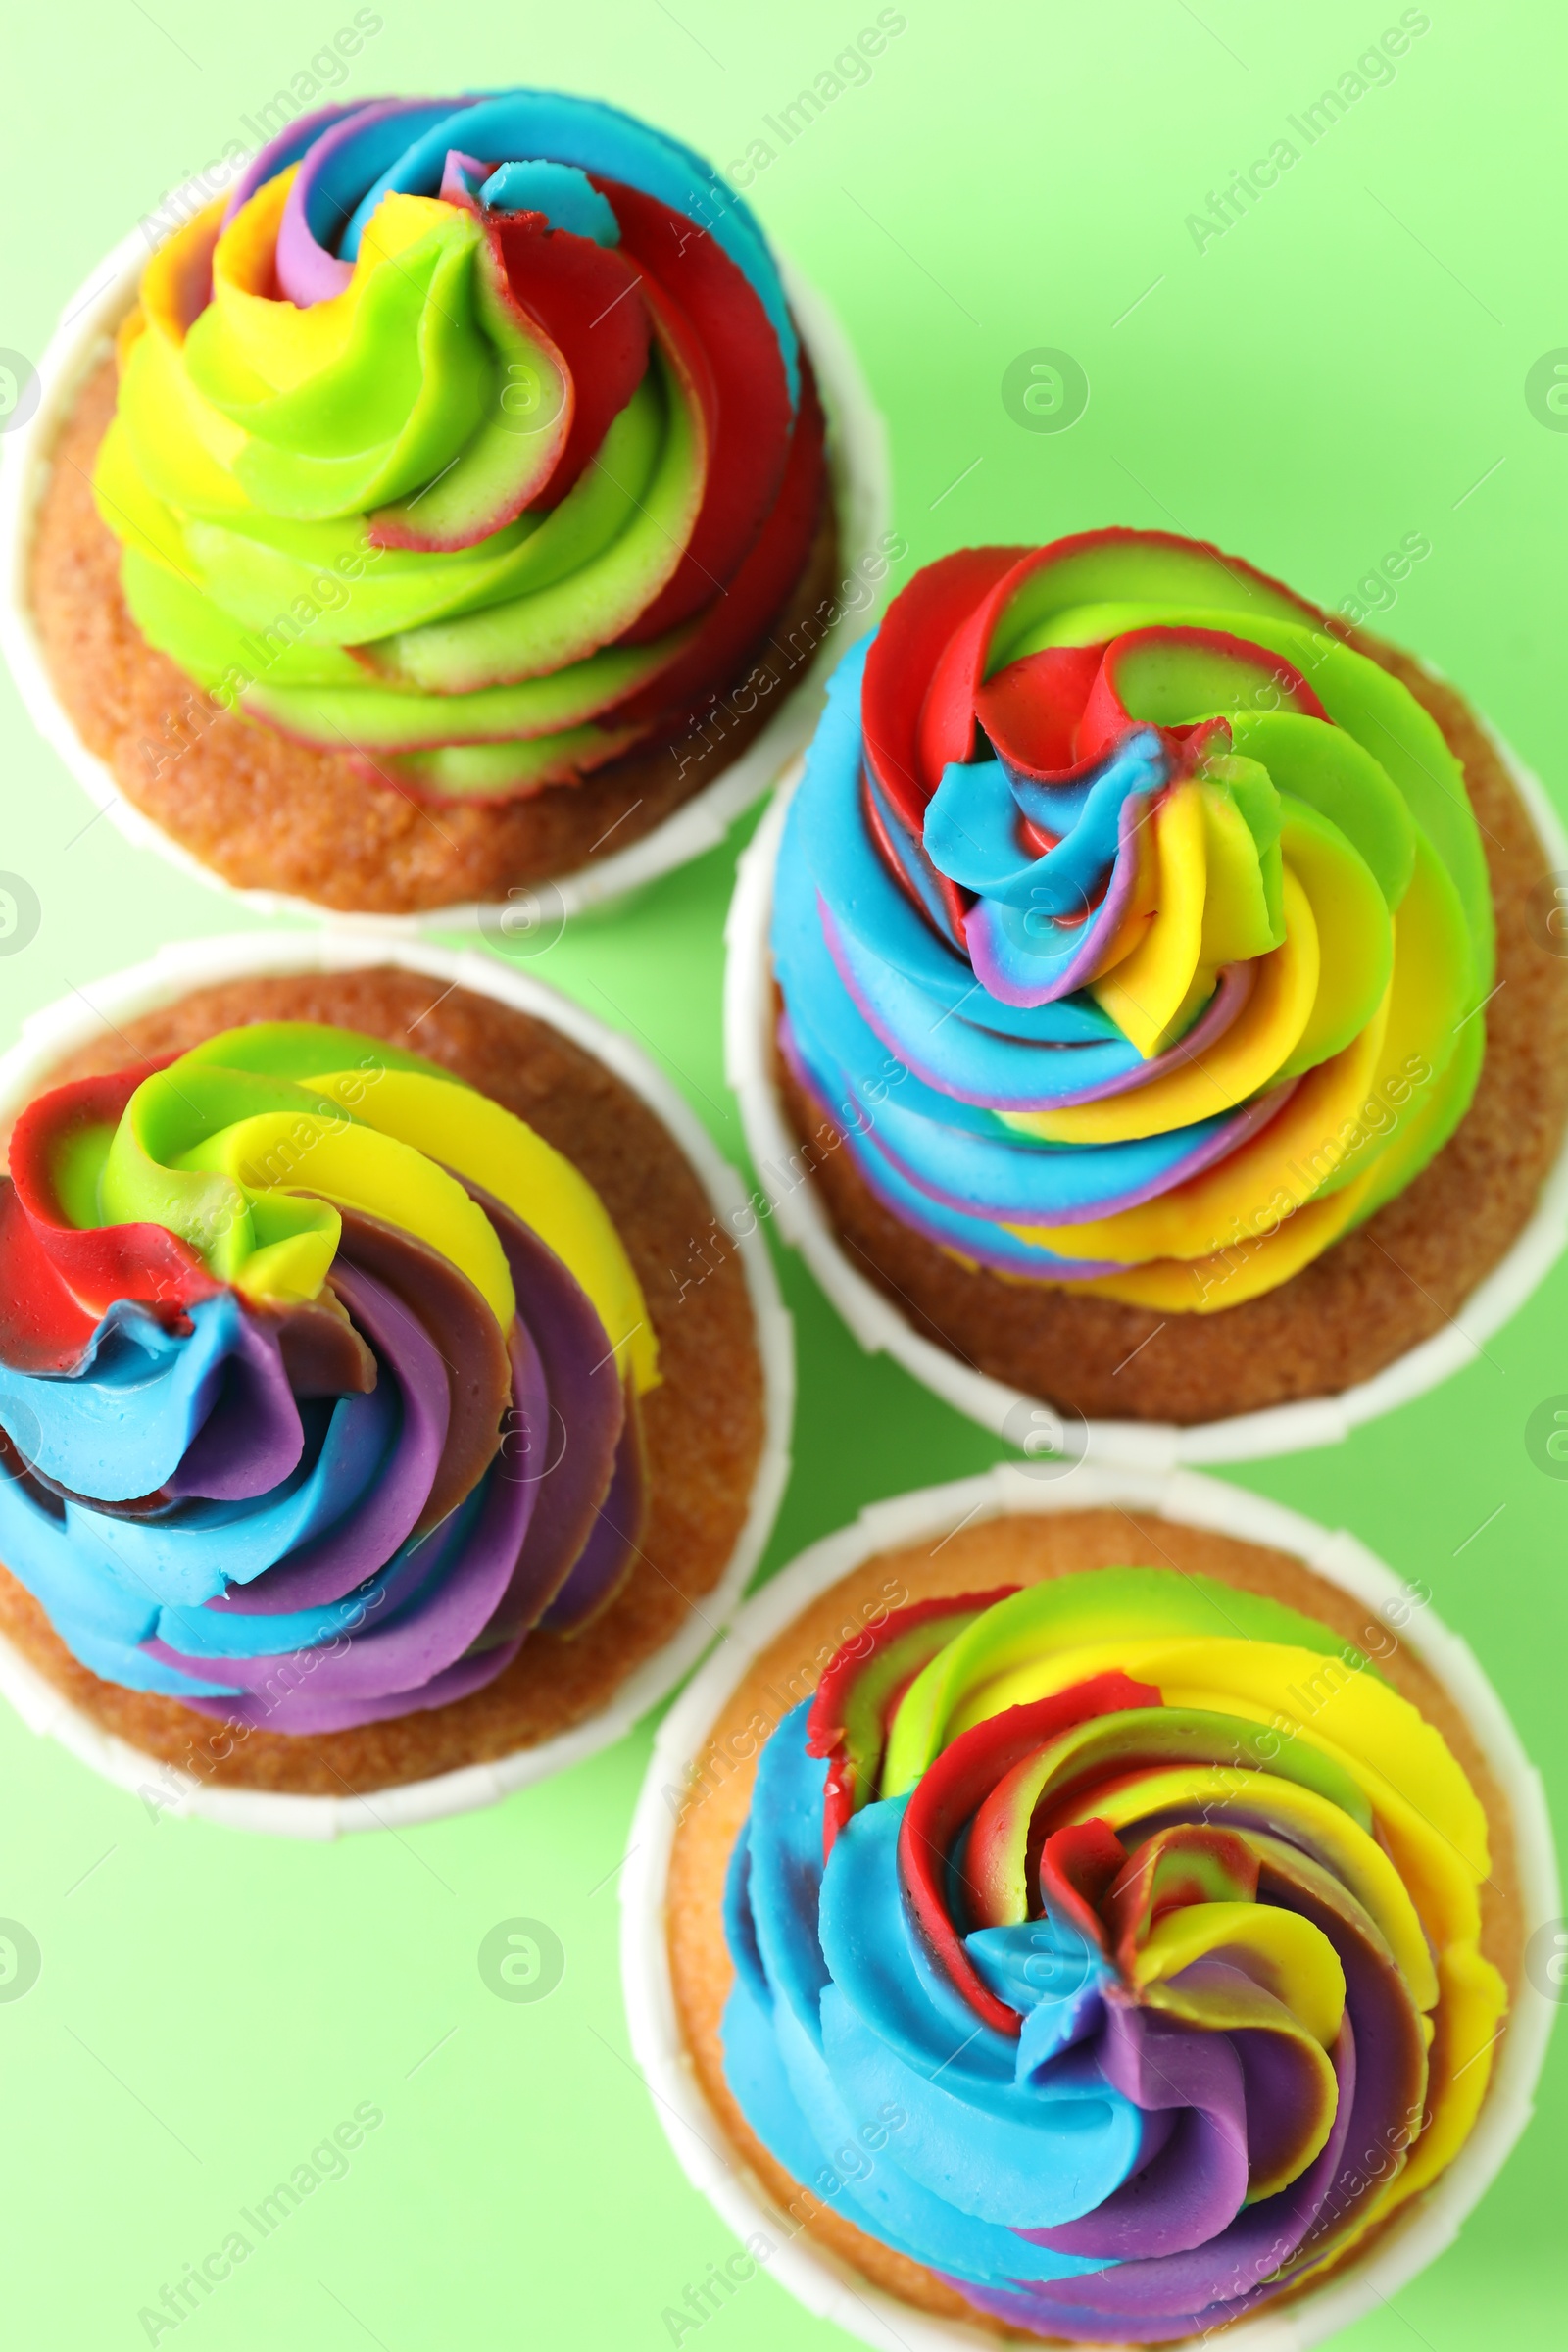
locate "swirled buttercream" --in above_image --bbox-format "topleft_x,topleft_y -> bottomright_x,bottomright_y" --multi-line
95,93 -> 826,800
772,530 -> 1493,1308
0,1020 -> 657,1729
721,1569 -> 1505,2339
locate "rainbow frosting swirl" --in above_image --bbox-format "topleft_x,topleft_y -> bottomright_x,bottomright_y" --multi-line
722,1569 -> 1505,2339
95,93 -> 824,800
773,531 -> 1493,1309
0,1021 -> 658,1730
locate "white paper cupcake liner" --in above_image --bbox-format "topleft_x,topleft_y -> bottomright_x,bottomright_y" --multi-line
726,746 -> 1568,1470
621,1463 -> 1559,2352
0,198 -> 891,928
0,930 -> 794,1837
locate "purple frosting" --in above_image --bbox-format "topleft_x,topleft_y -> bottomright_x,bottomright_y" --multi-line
15,1160 -> 646,1734
196,1261 -> 448,1615
476,1185 -> 628,1638
540,1397 -> 645,1632
155,1204 -> 629,1730
165,1309 -> 304,1502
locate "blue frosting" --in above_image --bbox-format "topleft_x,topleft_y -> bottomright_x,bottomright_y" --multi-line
773,667 -> 1244,1230
0,1368 -> 507,1697
478,160 -> 620,245
925,736 -> 1161,917
0,1382 -> 367,1689
720,1706 -> 1143,2288
820,915 -> 1144,1111
769,632 -> 1278,1268
49,1386 -> 385,1605
832,1114 -> 1110,1276
338,91 -> 799,403
799,646 -> 1122,1046
299,99 -> 457,256
0,1297 -> 270,1502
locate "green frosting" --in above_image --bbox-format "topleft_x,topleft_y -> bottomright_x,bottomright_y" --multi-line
93,181 -> 711,789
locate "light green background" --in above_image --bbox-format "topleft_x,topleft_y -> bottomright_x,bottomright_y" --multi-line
2,2 -> 1565,2344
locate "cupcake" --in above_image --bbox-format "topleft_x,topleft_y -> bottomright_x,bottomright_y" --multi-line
15,93 -> 889,918
0,938 -> 789,1826
729,529 -> 1568,1446
628,1471 -> 1547,2348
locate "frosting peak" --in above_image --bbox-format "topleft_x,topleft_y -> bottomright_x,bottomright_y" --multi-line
774,529 -> 1492,1309
0,1021 -> 656,1729
722,1567 -> 1505,2339
96,93 -> 827,802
